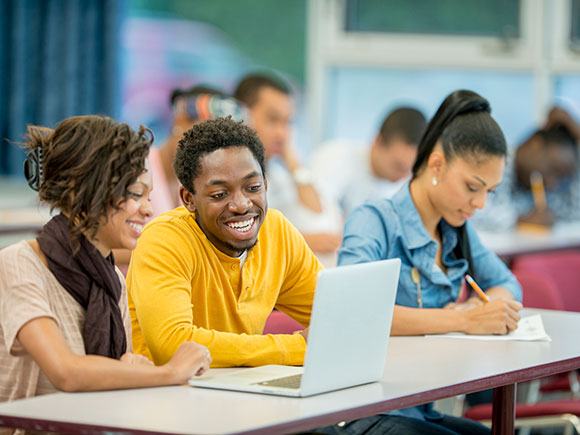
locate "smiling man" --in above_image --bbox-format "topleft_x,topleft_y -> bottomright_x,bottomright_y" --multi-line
126,117 -> 321,367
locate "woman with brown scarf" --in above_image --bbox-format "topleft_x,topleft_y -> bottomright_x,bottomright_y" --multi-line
0,116 -> 211,406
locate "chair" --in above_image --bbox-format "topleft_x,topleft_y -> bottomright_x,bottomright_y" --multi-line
511,270 -> 576,402
540,373 -> 580,399
462,267 -> 580,433
465,400 -> 580,435
511,249 -> 580,312
513,256 -> 580,399
262,310 -> 304,335
514,269 -> 565,311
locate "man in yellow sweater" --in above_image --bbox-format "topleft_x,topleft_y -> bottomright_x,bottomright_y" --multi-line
127,116 -> 322,367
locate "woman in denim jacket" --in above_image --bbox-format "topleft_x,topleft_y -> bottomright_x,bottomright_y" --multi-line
335,90 -> 523,435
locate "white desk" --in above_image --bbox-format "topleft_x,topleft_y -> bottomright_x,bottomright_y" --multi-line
478,221 -> 580,258
0,309 -> 579,435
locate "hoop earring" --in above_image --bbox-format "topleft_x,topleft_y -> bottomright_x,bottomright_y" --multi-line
432,176 -> 438,186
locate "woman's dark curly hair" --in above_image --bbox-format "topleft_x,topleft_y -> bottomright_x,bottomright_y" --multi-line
24,115 -> 153,250
173,116 -> 265,194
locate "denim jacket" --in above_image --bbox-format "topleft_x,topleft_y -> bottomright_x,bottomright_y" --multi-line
338,183 -> 522,308
337,183 -> 521,421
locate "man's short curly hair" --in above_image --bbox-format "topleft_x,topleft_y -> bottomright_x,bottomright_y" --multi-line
173,116 -> 266,194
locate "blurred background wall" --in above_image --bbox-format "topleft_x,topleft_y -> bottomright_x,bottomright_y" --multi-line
0,0 -> 122,177
1,0 -> 579,179
121,0 -> 308,143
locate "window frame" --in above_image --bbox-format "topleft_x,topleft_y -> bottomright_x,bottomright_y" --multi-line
306,0 -> 580,146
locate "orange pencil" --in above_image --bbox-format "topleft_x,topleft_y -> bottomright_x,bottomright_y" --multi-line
465,274 -> 490,303
530,171 -> 547,212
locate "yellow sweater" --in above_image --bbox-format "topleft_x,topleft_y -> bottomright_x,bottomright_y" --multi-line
127,207 -> 322,367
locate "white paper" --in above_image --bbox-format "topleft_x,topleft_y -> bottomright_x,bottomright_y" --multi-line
426,314 -> 551,342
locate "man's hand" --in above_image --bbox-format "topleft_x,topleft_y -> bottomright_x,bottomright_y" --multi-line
297,327 -> 309,343
281,143 -> 300,173
303,233 -> 342,253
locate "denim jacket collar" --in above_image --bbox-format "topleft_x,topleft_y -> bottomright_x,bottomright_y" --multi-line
391,183 -> 435,250
392,183 -> 464,275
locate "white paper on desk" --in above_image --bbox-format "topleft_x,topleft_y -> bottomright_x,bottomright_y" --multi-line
426,314 -> 551,342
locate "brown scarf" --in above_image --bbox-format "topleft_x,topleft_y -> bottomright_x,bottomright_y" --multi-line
37,214 -> 127,359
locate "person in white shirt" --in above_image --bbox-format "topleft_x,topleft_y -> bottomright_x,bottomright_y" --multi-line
234,73 -> 343,257
312,107 -> 427,216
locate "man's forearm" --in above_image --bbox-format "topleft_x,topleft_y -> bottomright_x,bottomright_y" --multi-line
146,323 -> 307,368
295,184 -> 323,213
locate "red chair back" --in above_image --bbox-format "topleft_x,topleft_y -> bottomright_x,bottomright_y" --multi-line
512,249 -> 580,311
263,310 -> 304,335
513,270 -> 565,310
465,399 -> 580,420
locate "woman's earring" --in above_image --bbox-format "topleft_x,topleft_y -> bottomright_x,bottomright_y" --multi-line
432,176 -> 438,186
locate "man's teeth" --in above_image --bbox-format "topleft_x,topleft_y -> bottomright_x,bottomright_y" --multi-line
227,218 -> 254,232
128,222 -> 143,232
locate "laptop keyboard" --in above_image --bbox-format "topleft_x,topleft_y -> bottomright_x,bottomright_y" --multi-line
255,374 -> 302,389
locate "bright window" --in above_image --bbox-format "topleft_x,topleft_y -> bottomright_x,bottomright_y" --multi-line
306,0 -> 580,147
324,67 -> 534,147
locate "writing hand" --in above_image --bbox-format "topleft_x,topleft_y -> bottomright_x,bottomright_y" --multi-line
463,299 -> 523,335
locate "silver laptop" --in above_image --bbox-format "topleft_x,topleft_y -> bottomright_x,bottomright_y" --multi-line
188,258 -> 401,397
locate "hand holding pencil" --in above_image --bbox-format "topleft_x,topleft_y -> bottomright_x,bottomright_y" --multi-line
516,171 -> 555,231
530,171 -> 547,212
460,274 -> 523,334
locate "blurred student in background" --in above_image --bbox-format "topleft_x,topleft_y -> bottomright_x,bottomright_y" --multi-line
312,107 -> 427,216
0,116 -> 210,406
234,73 -> 343,256
115,86 -> 248,272
151,85 -> 248,214
472,106 -> 580,231
335,90 -> 522,434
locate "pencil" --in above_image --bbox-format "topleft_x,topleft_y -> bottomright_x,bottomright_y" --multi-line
530,171 -> 547,212
465,274 -> 490,303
